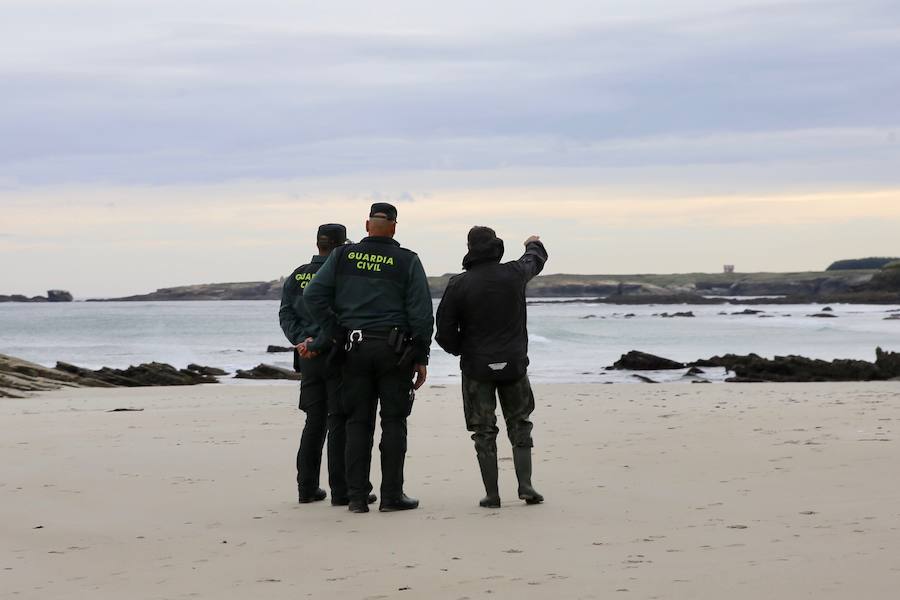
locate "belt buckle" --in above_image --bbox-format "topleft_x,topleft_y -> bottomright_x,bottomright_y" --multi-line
349,330 -> 363,343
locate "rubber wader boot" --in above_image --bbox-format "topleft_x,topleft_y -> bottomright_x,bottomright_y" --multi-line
477,453 -> 501,508
512,447 -> 544,504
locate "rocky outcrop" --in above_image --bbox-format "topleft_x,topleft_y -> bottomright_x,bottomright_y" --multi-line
186,364 -> 229,376
92,281 -> 282,302
869,261 -> 900,292
55,362 -> 218,387
234,364 -> 300,380
693,350 -> 898,382
611,351 -> 686,370
85,269 -> 881,301
266,345 -> 293,353
47,290 -> 73,302
587,291 -> 900,305
606,348 -> 900,382
1,355 -> 88,397
0,354 -> 221,398
0,290 -> 73,303
875,347 -> 900,378
596,294 -> 724,305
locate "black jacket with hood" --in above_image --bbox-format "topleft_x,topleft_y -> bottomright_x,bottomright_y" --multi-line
435,237 -> 548,381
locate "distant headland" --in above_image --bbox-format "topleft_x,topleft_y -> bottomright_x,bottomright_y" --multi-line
0,290 -> 73,303
5,258 -> 898,304
86,258 -> 900,304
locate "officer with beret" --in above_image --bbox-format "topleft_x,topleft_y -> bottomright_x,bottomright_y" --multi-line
304,203 -> 434,513
279,224 -> 375,507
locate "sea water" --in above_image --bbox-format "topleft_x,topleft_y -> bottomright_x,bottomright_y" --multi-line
1,300 -> 898,384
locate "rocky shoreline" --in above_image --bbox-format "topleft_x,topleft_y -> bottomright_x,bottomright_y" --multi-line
608,348 -> 900,383
0,353 -> 303,398
77,268 -> 889,302
4,345 -> 899,397
8,266 -> 897,304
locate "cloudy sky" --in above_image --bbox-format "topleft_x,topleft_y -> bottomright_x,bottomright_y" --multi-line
2,0 -> 898,297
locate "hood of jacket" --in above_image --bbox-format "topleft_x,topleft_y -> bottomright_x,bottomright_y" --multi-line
462,237 -> 505,270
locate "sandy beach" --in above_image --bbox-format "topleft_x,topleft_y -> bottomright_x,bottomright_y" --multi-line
2,381 -> 899,599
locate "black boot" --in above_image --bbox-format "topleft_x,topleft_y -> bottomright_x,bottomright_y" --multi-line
512,447 -> 544,505
298,487 -> 327,504
332,493 -> 377,506
379,494 -> 419,512
477,452 -> 500,508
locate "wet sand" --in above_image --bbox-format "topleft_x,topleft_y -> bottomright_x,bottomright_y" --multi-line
2,382 -> 899,599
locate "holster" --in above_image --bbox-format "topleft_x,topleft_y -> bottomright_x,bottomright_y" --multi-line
325,328 -> 348,368
388,327 -> 415,366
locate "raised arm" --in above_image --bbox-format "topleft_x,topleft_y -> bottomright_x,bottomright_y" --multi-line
517,236 -> 548,282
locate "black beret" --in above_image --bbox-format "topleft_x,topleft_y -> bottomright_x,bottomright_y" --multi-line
317,223 -> 347,245
369,202 -> 398,221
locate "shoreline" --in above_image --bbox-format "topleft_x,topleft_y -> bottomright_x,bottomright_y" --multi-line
2,382 -> 898,599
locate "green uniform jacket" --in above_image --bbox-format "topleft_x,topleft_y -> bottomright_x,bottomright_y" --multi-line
304,236 -> 434,364
279,255 -> 329,370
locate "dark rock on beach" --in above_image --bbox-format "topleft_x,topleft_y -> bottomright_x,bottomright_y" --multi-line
186,364 -> 229,376
1,354 -> 220,397
234,364 -> 300,380
807,313 -> 838,318
692,350 -> 900,382
266,345 -> 294,353
56,362 -> 218,386
659,311 -> 695,318
732,309 -> 764,315
875,347 -> 900,378
612,351 -> 686,371
605,348 -> 900,383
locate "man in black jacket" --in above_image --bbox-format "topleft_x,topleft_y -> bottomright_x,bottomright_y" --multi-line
435,226 -> 548,508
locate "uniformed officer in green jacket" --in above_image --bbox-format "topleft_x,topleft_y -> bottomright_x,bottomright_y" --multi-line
279,223 -> 375,507
304,203 -> 434,514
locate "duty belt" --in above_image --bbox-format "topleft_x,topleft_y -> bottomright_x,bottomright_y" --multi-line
345,329 -> 392,350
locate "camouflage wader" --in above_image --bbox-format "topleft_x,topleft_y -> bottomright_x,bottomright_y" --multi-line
462,373 -> 535,456
462,373 -> 542,506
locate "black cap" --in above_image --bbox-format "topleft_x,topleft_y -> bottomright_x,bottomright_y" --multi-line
467,225 -> 497,248
317,223 -> 347,246
369,202 -> 398,221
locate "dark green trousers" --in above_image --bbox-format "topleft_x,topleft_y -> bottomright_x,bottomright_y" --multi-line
341,340 -> 415,502
297,354 -> 348,499
462,373 -> 535,458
